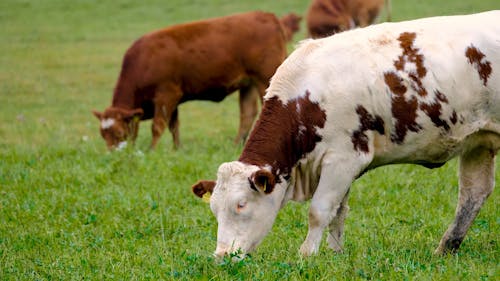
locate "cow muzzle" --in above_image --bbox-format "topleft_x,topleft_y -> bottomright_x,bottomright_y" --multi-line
214,242 -> 247,260
214,240 -> 258,261
214,241 -> 232,258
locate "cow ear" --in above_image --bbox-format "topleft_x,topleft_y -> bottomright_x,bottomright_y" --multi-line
192,180 -> 216,198
92,110 -> 103,120
123,108 -> 143,122
250,169 -> 276,194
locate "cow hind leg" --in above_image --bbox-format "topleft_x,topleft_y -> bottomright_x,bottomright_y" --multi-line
234,85 -> 259,144
169,108 -> 180,149
435,147 -> 496,254
327,192 -> 350,253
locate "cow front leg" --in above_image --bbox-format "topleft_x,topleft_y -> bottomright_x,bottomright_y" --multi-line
235,85 -> 259,144
435,147 -> 496,254
327,192 -> 350,253
299,156 -> 363,256
151,111 -> 168,150
151,86 -> 182,150
129,117 -> 140,145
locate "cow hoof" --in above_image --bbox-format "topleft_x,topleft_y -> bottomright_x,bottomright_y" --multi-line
435,237 -> 463,255
434,245 -> 459,256
433,246 -> 445,255
328,245 -> 344,253
433,247 -> 455,256
299,242 -> 318,257
327,234 -> 343,253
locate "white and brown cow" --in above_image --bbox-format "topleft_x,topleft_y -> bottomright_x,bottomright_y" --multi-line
93,11 -> 301,150
192,11 -> 500,258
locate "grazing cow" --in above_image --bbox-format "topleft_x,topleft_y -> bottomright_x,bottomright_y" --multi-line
280,13 -> 303,41
93,11 -> 301,150
192,11 -> 500,258
306,0 -> 390,38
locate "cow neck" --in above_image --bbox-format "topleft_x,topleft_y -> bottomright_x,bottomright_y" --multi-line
239,91 -> 327,180
111,47 -> 141,109
111,84 -> 134,109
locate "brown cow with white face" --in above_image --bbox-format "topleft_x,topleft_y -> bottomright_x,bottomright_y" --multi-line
306,0 -> 390,38
193,11 -> 500,258
93,11 -> 301,150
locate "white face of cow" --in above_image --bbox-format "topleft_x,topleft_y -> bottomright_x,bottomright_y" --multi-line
210,161 -> 288,258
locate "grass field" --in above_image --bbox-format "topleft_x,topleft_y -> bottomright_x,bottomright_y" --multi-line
1,0 -> 499,280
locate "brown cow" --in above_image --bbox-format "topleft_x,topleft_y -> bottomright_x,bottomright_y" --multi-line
306,0 -> 390,38
280,13 -> 303,41
93,11 -> 301,150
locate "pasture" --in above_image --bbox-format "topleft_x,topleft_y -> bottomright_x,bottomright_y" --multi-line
0,0 -> 498,280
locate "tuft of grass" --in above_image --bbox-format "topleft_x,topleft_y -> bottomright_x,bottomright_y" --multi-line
1,0 -> 498,280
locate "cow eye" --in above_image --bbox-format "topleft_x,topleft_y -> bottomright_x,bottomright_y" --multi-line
236,201 -> 246,211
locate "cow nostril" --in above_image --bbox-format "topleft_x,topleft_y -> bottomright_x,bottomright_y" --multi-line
213,249 -> 228,260
215,241 -> 230,256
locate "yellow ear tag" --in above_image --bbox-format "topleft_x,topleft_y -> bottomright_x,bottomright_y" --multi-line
202,192 -> 211,203
133,116 -> 140,123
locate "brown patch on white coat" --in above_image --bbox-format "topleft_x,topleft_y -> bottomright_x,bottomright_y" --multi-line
351,105 -> 385,153
192,90 -> 326,197
465,45 -> 492,86
383,32 -> 455,145
239,90 -> 327,181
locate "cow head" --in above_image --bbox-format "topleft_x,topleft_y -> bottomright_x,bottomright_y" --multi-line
280,13 -> 302,41
92,107 -> 143,150
192,161 -> 289,258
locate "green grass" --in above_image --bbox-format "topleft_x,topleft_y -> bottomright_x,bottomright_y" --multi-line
0,0 -> 498,280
